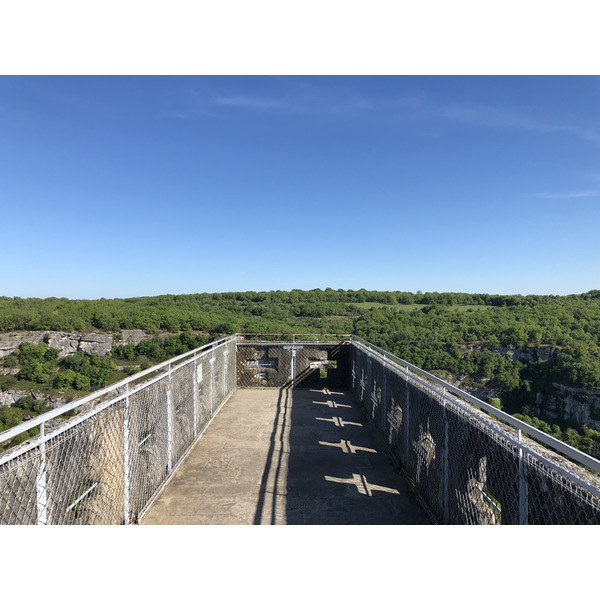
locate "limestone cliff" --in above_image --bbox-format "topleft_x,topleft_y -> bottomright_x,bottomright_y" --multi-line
534,383 -> 600,429
461,344 -> 561,362
0,329 -> 156,359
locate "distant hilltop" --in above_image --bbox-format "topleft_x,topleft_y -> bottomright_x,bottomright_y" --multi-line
2,289 -> 600,335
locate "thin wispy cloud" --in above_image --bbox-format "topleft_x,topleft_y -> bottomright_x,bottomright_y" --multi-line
535,190 -> 600,199
212,95 -> 286,110
433,103 -> 600,145
173,79 -> 600,148
176,78 -> 425,119
209,92 -> 383,116
213,94 -> 600,145
209,90 -> 425,116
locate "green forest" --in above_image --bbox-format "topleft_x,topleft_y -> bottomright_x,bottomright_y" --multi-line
2,289 -> 600,456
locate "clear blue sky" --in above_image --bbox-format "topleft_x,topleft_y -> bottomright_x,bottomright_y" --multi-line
2,75 -> 599,299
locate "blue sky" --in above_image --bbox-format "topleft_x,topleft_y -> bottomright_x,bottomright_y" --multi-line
2,75 -> 600,299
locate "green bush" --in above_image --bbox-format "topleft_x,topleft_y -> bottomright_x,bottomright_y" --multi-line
15,396 -> 48,414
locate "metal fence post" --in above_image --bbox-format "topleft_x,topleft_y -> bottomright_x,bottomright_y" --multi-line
518,429 -> 529,525
36,422 -> 48,525
366,354 -> 372,415
232,339 -> 237,394
443,389 -> 449,524
123,383 -> 131,525
381,355 -> 386,431
405,366 -> 410,467
209,350 -> 216,415
167,365 -> 173,472
193,353 -> 199,438
223,347 -> 228,400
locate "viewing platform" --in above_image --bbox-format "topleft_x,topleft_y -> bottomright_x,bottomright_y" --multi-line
2,334 -> 600,525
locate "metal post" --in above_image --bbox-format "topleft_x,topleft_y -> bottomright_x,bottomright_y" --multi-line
367,354 -> 372,415
382,354 -> 387,433
443,388 -> 449,524
209,350 -> 216,415
291,347 -> 297,388
232,339 -> 237,395
518,429 -> 529,525
405,366 -> 410,467
123,383 -> 131,525
193,354 -> 198,438
36,422 -> 48,525
167,365 -> 173,472
223,348 -> 228,400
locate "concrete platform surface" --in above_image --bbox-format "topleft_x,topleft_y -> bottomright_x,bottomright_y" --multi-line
141,387 -> 431,525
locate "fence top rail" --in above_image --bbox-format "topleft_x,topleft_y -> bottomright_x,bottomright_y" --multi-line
3,330 -> 599,475
350,335 -> 600,475
0,335 -> 236,446
236,333 -> 352,338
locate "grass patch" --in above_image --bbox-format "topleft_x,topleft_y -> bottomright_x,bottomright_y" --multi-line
350,302 -> 493,312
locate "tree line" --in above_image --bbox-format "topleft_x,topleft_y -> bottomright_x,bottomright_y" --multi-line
2,289 -> 600,456
2,289 -> 599,335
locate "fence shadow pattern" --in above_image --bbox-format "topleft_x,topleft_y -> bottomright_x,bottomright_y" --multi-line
0,338 -> 236,525
350,343 -> 600,524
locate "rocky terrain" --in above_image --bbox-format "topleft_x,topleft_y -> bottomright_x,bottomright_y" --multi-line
534,383 -> 600,430
0,329 -> 157,408
0,329 -> 155,359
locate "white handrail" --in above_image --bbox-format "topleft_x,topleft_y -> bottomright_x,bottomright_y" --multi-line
350,335 -> 600,475
0,335 -> 236,446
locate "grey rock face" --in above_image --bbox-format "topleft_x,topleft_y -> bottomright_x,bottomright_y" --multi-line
0,389 -> 28,407
534,383 -> 600,429
0,331 -> 114,358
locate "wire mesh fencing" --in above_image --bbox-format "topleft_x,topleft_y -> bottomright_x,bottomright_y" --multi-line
3,333 -> 600,525
0,337 -> 236,525
236,341 -> 350,389
350,341 -> 600,525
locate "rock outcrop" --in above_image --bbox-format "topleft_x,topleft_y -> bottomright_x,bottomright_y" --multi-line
0,329 -> 160,359
461,344 -> 561,362
0,389 -> 65,409
534,383 -> 600,429
0,331 -> 113,358
0,389 -> 28,407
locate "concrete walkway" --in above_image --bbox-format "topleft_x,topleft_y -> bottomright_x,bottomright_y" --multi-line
141,387 -> 431,525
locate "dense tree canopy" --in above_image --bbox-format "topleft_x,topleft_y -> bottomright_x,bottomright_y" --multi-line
2,289 -> 600,456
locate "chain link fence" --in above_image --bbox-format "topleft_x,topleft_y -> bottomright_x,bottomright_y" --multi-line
3,333 -> 600,525
350,340 -> 600,524
0,336 -> 236,525
236,335 -> 350,389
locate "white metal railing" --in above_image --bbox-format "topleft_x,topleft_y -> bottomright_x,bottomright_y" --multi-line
349,338 -> 600,524
0,335 -> 237,524
2,332 -> 600,525
350,335 -> 600,476
0,335 -> 236,448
